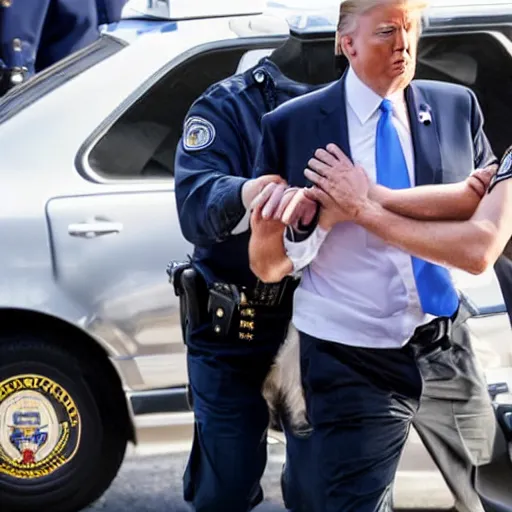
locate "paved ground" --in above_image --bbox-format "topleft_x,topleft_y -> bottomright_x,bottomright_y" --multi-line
86,447 -> 288,512
85,436 -> 453,512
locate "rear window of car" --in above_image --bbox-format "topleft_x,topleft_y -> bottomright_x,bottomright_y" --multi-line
0,35 -> 126,126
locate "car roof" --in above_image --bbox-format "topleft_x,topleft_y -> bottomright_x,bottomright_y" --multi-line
107,0 -> 512,48
3,0 -> 508,121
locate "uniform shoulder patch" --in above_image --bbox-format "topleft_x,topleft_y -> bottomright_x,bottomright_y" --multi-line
489,146 -> 512,193
183,116 -> 216,152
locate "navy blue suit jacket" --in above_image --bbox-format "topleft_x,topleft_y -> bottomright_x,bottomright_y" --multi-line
253,72 -> 497,189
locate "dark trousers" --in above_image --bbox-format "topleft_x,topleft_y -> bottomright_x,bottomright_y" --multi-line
299,331 -> 423,512
183,322 -> 308,512
281,419 -> 315,512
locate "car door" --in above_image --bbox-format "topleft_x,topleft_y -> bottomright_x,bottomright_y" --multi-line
44,34 -> 264,393
46,187 -> 193,389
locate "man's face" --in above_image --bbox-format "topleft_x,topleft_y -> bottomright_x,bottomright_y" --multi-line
344,1 -> 422,95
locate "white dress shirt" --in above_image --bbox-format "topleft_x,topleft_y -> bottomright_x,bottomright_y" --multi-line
285,67 -> 436,349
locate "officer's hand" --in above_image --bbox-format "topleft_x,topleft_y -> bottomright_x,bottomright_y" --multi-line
251,184 -> 317,228
467,164 -> 498,199
278,188 -> 318,227
242,175 -> 286,210
250,182 -> 288,218
304,144 -> 370,220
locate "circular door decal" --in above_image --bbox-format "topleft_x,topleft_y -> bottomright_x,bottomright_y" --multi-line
0,375 -> 81,479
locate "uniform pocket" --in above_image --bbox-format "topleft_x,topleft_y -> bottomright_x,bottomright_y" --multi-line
416,345 -> 458,382
452,395 -> 496,466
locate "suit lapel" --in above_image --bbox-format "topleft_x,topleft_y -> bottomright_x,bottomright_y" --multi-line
309,76 -> 441,187
406,83 -> 442,185
316,72 -> 352,161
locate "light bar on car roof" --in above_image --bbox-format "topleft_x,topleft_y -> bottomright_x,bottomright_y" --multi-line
122,0 -> 266,20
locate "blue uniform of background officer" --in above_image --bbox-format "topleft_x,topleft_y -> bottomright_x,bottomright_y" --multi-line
173,35 -> 338,512
0,0 -> 125,95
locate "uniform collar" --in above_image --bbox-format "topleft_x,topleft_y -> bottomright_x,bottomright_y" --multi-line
345,66 -> 406,125
252,57 -> 327,92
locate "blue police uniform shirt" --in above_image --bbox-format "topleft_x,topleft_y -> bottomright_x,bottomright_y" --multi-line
96,0 -> 126,26
174,58 -> 317,287
0,0 -> 122,80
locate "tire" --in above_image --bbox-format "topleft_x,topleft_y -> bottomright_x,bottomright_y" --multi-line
0,336 -> 128,512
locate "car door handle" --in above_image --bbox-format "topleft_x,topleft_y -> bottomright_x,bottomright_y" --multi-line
68,220 -> 123,238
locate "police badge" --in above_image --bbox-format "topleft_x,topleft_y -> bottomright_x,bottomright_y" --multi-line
183,116 -> 216,151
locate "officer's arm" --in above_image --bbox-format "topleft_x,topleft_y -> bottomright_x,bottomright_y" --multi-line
250,115 -> 328,281
370,171 -> 492,221
175,97 -> 253,246
370,90 -> 498,221
324,91 -> 511,274
355,161 -> 512,275
249,113 -> 296,282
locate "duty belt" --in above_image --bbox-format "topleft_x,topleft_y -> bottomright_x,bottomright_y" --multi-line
209,277 -> 298,340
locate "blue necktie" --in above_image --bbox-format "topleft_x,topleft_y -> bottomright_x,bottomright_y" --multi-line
375,99 -> 459,317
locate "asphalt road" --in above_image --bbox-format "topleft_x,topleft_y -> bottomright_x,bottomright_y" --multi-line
85,446 -> 286,512
85,440 -> 452,512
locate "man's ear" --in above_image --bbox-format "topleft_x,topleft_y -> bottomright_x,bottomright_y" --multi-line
345,36 -> 357,56
337,34 -> 356,57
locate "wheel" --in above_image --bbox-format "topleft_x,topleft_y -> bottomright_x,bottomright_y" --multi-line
0,335 -> 129,512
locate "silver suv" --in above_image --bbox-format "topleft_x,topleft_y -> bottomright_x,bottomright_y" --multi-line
0,1 -> 511,510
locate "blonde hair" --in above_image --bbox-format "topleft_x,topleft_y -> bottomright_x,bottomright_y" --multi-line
335,0 -> 429,55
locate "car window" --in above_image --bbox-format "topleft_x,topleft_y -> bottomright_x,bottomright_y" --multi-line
84,44 -> 275,181
0,35 -> 126,126
84,28 -> 512,184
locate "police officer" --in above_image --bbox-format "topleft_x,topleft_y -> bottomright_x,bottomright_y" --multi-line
0,0 -> 126,95
173,35 -> 336,512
